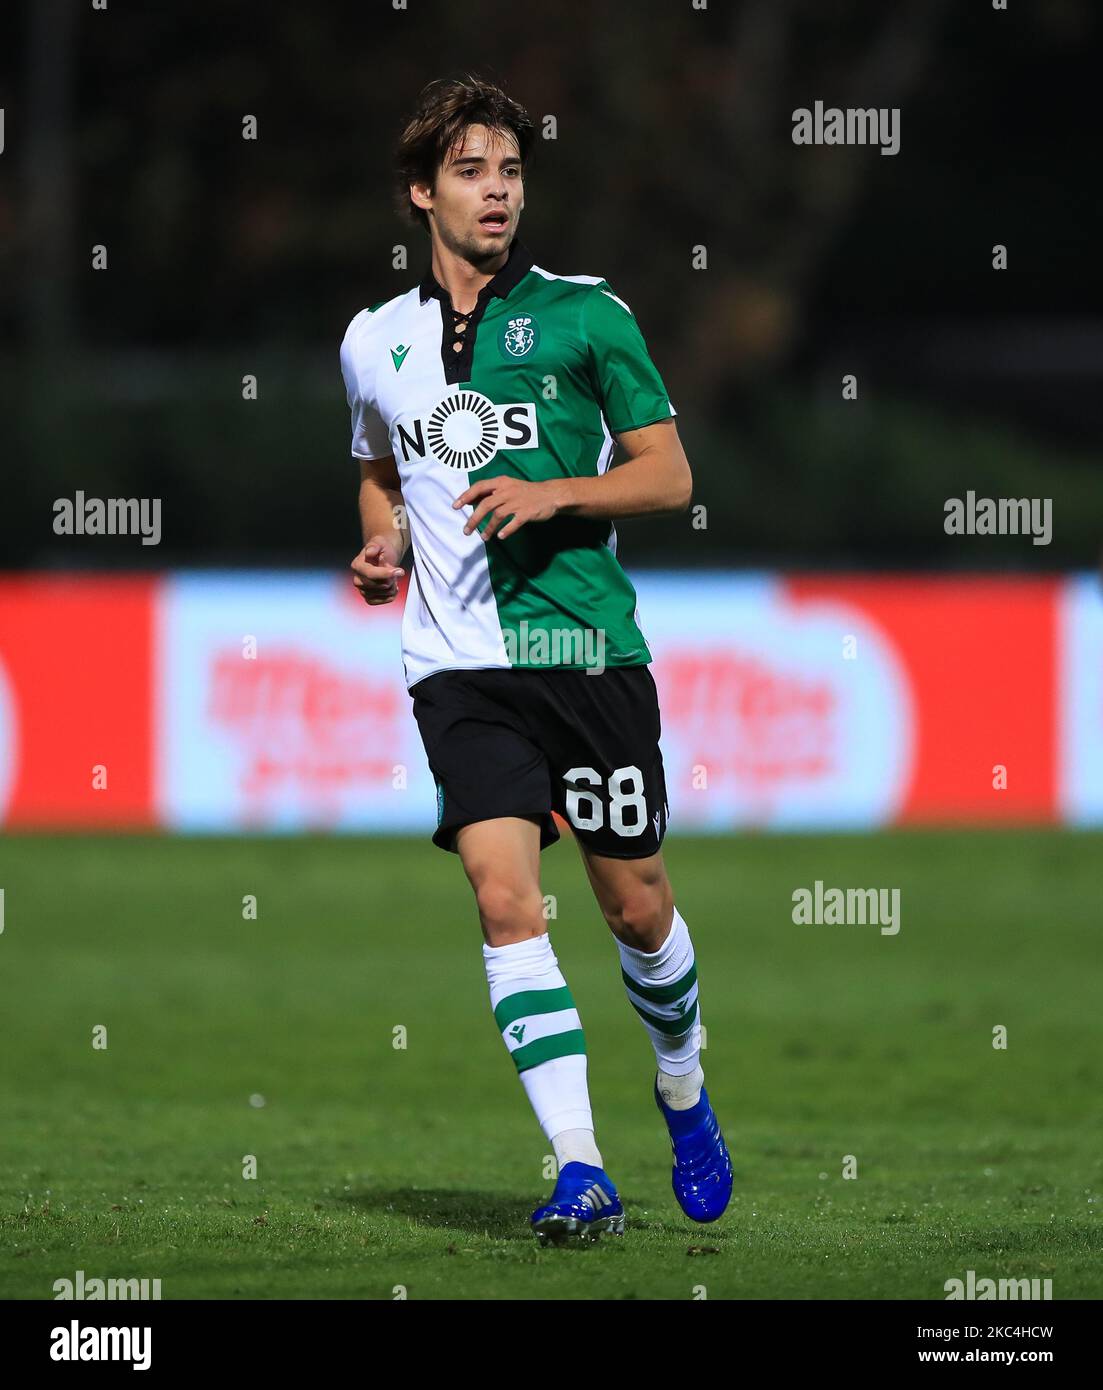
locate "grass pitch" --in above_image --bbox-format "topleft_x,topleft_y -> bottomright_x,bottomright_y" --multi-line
0,830 -> 1099,1300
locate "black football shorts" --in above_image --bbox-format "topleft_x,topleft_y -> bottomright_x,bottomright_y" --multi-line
409,665 -> 670,858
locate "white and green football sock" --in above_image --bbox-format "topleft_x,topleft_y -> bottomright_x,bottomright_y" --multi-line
483,934 -> 603,1167
617,906 -> 704,1108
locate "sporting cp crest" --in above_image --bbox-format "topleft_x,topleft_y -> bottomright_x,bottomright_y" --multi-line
498,314 -> 540,360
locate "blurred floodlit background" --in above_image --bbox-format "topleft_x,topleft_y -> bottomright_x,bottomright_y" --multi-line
0,0 -> 1100,833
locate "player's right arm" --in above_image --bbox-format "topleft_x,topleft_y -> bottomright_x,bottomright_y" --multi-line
351,453 -> 409,606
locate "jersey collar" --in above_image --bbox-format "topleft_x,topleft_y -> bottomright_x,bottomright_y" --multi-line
418,236 -> 534,308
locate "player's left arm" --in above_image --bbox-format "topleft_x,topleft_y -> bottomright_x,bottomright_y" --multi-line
555,417 -> 693,521
454,418 -> 692,541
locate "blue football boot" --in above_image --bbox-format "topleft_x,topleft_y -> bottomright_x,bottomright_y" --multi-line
531,1161 -> 625,1245
654,1079 -> 733,1222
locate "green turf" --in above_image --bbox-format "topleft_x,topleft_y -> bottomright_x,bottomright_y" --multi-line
0,831 -> 1099,1300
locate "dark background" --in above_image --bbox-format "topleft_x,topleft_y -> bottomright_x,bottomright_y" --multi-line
1,0 -> 1098,570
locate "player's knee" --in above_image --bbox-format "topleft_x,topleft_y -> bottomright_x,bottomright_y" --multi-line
609,885 -> 674,953
473,877 -> 545,944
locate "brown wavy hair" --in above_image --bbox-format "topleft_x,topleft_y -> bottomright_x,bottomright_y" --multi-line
394,74 -> 535,234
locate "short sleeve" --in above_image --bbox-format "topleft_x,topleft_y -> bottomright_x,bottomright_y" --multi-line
581,284 -> 677,435
340,313 -> 392,461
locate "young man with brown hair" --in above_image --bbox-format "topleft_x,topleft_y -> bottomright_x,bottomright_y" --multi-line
342,74 -> 731,1244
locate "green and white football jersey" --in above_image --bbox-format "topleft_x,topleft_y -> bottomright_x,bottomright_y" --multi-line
340,237 -> 677,690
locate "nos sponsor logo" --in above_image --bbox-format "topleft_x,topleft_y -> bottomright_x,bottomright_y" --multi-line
395,390 -> 539,471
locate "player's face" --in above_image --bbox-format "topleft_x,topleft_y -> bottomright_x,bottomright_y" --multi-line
428,123 -> 524,264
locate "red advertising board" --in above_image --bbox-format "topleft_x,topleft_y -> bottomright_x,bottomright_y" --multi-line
0,576 -> 156,827
788,577 -> 1059,822
0,571 -> 1090,831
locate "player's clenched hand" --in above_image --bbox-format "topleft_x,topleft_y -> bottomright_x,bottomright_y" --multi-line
452,477 -> 566,542
350,538 -> 405,605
